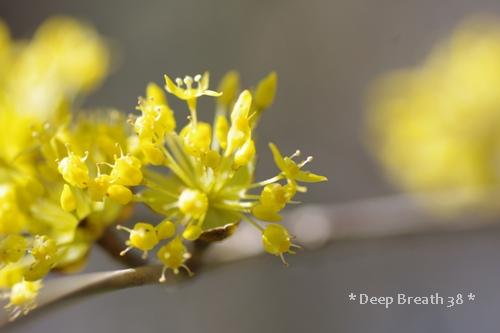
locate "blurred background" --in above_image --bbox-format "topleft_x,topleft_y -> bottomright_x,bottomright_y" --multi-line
2,0 -> 500,332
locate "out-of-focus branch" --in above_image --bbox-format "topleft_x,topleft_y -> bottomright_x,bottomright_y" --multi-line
2,192 -> 498,327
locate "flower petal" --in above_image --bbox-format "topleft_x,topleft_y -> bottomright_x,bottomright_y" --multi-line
295,170 -> 328,183
268,143 -> 287,173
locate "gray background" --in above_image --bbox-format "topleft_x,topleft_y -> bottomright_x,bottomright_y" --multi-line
2,0 -> 500,332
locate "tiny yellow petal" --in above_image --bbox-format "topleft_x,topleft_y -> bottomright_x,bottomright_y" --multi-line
60,184 -> 76,212
106,184 -> 133,205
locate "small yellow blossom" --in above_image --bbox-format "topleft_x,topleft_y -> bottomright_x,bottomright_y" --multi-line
164,72 -> 221,102
262,224 -> 298,265
251,183 -> 289,222
254,71 -> 278,110
88,174 -> 112,202
156,237 -> 192,282
110,153 -> 143,186
30,236 -> 57,262
164,72 -> 221,120
5,280 -> 42,320
269,143 -> 327,183
117,223 -> 159,259
57,149 -> 90,188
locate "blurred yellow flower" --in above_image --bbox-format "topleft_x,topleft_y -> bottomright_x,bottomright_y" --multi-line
367,18 -> 500,210
0,16 -> 112,319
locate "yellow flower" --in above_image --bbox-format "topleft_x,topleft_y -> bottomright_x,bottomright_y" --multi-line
269,143 -> 327,183
262,224 -> 299,265
164,72 -> 221,102
57,149 -> 90,189
5,280 -> 42,320
116,223 -> 159,259
156,237 -> 192,282
254,71 -> 277,110
164,72 -> 221,119
251,183 -> 289,222
367,18 -> 500,210
109,153 -> 143,186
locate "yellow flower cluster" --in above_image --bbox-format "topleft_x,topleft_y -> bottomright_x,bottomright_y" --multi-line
0,17 -> 327,319
121,71 -> 326,280
367,18 -> 500,210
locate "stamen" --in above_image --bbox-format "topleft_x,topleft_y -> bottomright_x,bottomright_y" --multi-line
298,156 -> 313,168
119,246 -> 132,256
290,150 -> 301,159
194,74 -> 202,82
162,202 -> 178,212
182,264 -> 194,277
279,253 -> 289,266
183,76 -> 193,89
115,143 -> 125,157
241,214 -> 264,232
64,143 -> 72,155
116,225 -> 132,232
248,174 -> 284,189
159,266 -> 167,282
175,78 -> 183,86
